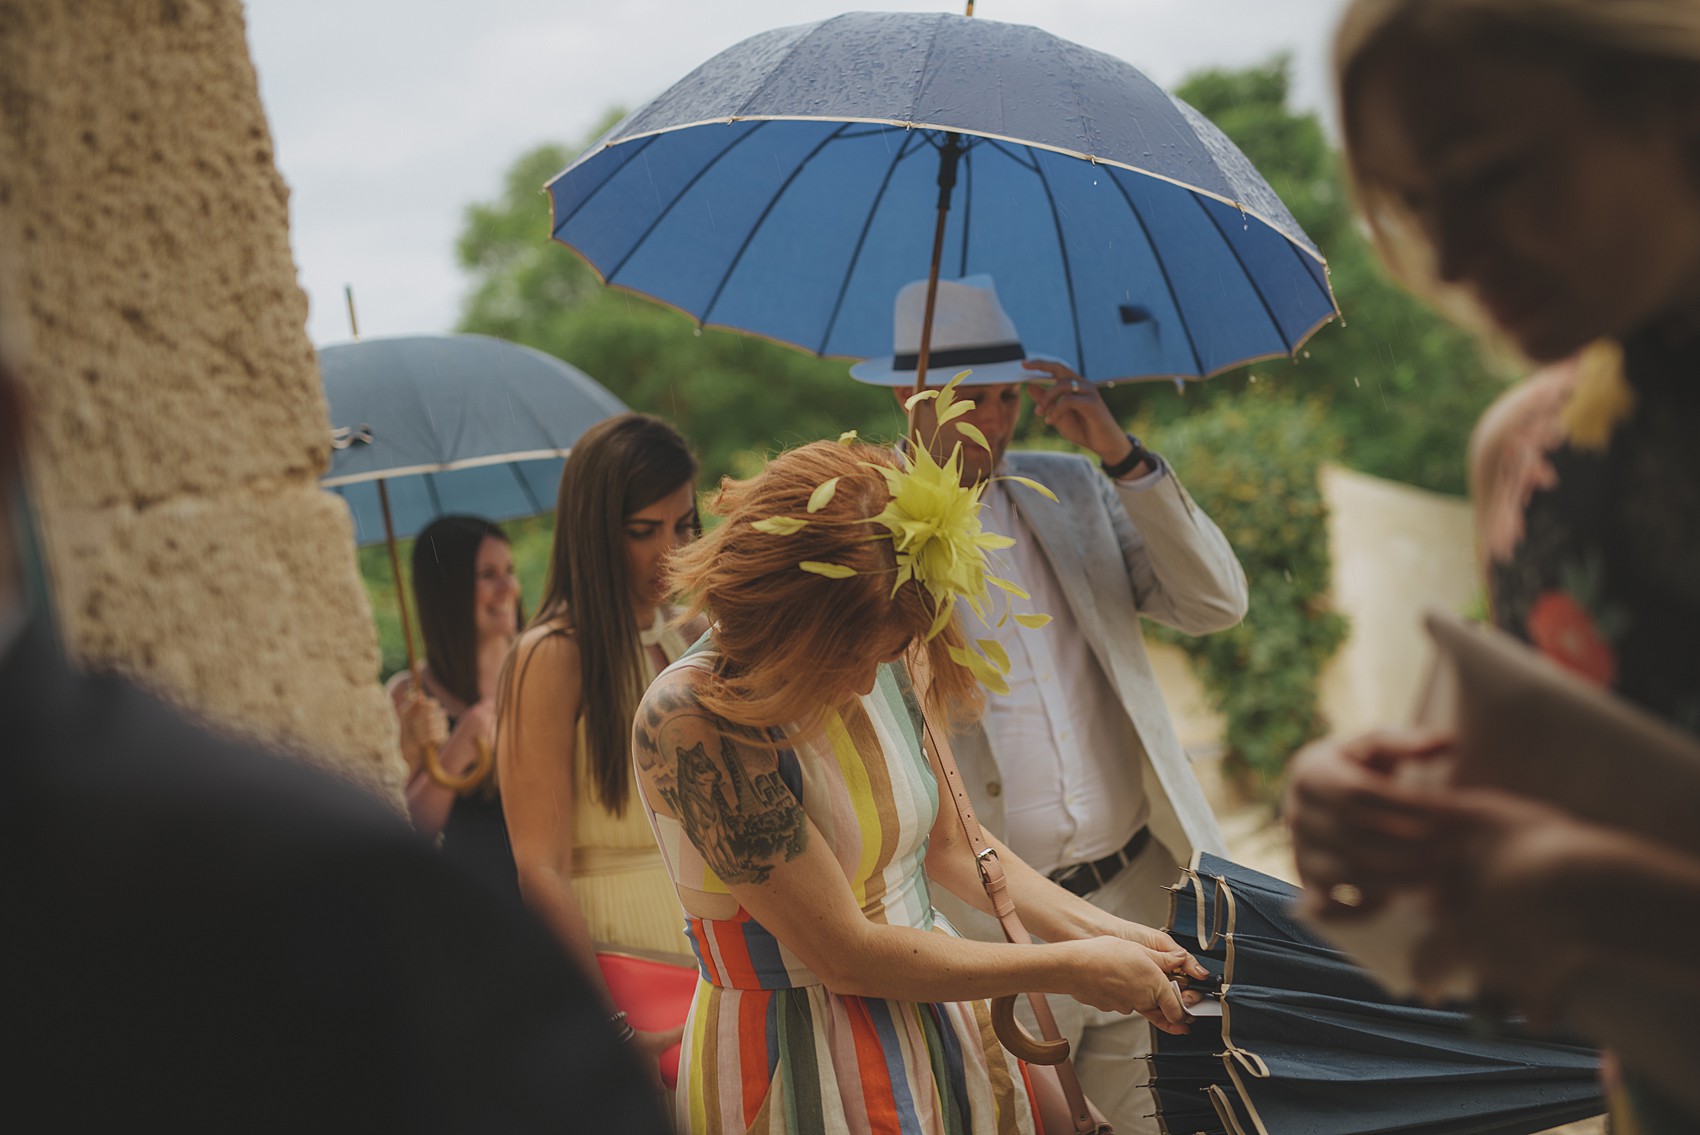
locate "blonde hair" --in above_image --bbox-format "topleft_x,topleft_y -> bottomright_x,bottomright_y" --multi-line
1335,0 -> 1700,310
665,441 -> 983,732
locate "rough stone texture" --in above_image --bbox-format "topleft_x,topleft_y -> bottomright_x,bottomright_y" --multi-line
0,0 -> 407,806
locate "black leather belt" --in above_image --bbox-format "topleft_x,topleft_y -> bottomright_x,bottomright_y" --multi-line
1047,827 -> 1151,897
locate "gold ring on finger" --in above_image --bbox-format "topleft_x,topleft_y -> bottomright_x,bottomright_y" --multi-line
1328,882 -> 1364,908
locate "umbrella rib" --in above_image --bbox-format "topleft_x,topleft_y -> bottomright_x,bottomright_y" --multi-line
1105,170 -> 1206,377
958,143 -> 972,278
508,460 -> 544,516
1194,196 -> 1292,355
817,128 -> 927,356
423,473 -> 445,519
1029,150 -> 1087,376
603,122 -> 769,285
550,134 -> 658,233
701,120 -> 856,327
981,138 -> 1040,173
1284,228 -> 1337,315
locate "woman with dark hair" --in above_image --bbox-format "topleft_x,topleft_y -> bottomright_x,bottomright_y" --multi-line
388,514 -> 524,901
633,434 -> 1204,1133
495,412 -> 703,1062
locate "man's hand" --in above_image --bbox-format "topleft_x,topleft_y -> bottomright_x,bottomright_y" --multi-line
1021,359 -> 1139,472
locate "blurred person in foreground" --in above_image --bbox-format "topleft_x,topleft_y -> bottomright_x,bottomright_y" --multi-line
632,430 -> 1207,1134
853,276 -> 1247,1133
0,344 -> 666,1131
1287,1 -> 1700,1128
389,514 -> 523,903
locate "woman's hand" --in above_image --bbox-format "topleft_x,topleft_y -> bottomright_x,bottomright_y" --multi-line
438,698 -> 496,776
398,690 -> 450,762
629,1024 -> 686,1088
1061,936 -> 1198,1034
1285,728 -> 1452,917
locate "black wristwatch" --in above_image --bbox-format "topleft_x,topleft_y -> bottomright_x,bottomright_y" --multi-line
1100,433 -> 1152,480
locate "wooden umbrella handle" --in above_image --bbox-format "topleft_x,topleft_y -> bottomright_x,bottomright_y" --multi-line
425,736 -> 493,794
991,995 -> 1071,1065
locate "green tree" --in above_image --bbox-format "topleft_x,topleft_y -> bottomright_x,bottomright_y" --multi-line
1141,386 -> 1350,795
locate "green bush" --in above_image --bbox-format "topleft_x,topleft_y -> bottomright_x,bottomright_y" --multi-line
1142,381 -> 1349,798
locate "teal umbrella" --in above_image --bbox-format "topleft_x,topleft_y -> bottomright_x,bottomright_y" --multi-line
319,332 -> 626,544
318,331 -> 626,791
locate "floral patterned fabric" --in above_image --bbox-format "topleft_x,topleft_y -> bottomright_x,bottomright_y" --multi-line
1481,331 -> 1700,1133
1485,335 -> 1700,730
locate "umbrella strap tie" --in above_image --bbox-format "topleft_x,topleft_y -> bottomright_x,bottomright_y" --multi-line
1184,868 -> 1229,951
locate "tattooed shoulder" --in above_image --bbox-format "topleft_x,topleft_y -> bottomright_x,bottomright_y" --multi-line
635,674 -> 807,886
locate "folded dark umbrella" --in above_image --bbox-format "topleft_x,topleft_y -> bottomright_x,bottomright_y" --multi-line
1153,854 -> 1604,1135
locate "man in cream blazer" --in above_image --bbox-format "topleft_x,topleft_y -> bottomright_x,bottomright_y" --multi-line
855,276 -> 1247,1134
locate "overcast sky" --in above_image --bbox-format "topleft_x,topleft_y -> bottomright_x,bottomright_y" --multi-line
243,0 -> 1350,347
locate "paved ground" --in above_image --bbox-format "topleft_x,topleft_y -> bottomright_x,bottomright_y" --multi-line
1197,752 -> 1608,1135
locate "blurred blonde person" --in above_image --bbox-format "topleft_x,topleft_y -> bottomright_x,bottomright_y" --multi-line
1288,3 -> 1700,1128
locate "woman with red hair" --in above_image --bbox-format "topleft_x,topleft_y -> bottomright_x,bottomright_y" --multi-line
633,434 -> 1205,1134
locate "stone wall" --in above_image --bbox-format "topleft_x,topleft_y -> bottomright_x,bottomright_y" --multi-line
1315,463 -> 1479,738
0,0 -> 404,804
1151,462 -> 1479,761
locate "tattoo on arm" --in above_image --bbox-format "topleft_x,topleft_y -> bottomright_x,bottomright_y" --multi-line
635,676 -> 808,885
672,733 -> 806,886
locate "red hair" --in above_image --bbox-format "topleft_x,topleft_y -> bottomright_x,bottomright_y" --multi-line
666,441 -> 982,731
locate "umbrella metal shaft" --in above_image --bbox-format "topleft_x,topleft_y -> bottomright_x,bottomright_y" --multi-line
375,477 -> 420,683
908,133 -> 965,440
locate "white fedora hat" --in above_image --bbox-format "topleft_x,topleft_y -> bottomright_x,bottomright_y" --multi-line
849,275 -> 1066,387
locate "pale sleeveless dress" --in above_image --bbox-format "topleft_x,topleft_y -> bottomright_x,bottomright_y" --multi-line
568,611 -> 694,957
642,641 -> 1038,1135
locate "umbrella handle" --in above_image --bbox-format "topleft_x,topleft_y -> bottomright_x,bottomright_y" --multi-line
425,736 -> 494,794
990,995 -> 1070,1065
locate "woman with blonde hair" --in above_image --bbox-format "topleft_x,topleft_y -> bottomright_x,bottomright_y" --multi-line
497,412 -> 703,1070
633,430 -> 1205,1134
1288,1 -> 1700,1128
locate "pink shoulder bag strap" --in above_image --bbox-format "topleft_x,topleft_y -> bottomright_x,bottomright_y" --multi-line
921,717 -> 1113,1135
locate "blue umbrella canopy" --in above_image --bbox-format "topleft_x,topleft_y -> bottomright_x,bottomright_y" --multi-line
547,10 -> 1337,383
318,333 -> 626,544
1153,855 -> 1604,1135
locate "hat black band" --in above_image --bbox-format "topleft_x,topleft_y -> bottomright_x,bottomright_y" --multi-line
891,340 -> 1025,372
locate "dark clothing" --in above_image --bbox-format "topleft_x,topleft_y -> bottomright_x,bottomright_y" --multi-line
2,615 -> 668,1134
442,782 -> 522,907
1489,333 -> 1700,729
1487,333 -> 1700,1132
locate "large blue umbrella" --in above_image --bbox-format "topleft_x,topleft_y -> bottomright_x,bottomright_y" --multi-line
318,332 -> 626,791
546,10 -> 1337,387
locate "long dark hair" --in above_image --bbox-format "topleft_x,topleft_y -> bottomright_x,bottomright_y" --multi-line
412,515 -> 520,708
516,413 -> 697,815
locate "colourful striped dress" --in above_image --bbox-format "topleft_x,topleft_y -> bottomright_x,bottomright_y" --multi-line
642,646 -> 1038,1135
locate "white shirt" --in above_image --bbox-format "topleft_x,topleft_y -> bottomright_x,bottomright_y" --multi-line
974,467 -> 1158,875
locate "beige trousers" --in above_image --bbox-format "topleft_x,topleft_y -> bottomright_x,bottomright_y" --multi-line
1011,836 -> 1179,1135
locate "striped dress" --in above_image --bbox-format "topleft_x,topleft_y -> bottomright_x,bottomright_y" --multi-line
642,646 -> 1038,1135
